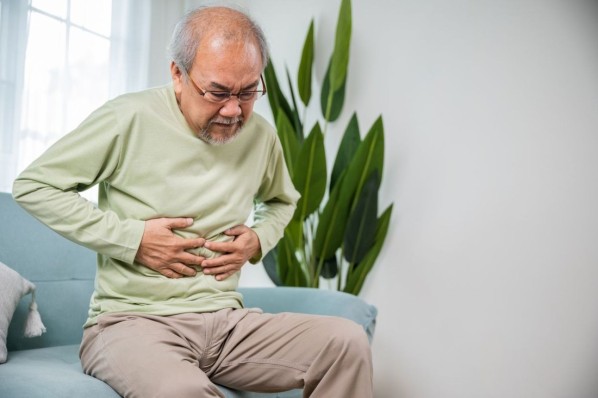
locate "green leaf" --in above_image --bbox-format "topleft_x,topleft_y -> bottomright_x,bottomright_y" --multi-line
344,204 -> 393,295
278,231 -> 308,287
313,170 -> 351,259
320,58 -> 347,122
341,116 -> 384,212
343,170 -> 379,264
298,19 -> 315,107
330,113 -> 361,192
285,66 -> 304,142
292,122 -> 327,221
264,60 -> 295,130
330,0 -> 352,91
276,111 -> 300,179
262,246 -> 282,286
285,218 -> 303,254
319,256 -> 338,279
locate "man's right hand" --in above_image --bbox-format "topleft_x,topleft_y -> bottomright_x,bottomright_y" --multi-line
134,217 -> 205,278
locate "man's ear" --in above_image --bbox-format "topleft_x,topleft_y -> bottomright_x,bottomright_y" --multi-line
171,62 -> 183,80
171,61 -> 184,93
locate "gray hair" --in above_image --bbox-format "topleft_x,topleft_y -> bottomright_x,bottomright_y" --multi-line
168,6 -> 269,79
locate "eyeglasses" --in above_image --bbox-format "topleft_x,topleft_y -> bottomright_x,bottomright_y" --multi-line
187,73 -> 267,104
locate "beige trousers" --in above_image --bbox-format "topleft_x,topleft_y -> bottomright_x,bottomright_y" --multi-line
79,308 -> 373,398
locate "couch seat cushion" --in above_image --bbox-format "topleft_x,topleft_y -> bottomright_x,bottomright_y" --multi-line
0,345 -> 301,398
0,345 -> 119,398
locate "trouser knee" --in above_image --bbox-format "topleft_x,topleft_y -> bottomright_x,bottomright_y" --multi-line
325,317 -> 371,360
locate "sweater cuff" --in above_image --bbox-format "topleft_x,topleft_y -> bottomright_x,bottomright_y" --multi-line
250,227 -> 271,263
118,219 -> 146,264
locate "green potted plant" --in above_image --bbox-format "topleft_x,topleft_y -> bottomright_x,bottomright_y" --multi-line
263,0 -> 393,295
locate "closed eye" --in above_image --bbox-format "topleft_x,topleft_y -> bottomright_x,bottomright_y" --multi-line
207,91 -> 231,101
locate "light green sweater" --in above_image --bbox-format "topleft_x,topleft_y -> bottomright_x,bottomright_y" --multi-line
13,84 -> 299,327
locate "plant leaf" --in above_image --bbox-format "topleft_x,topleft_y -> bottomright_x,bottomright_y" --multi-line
313,170 -> 350,259
276,111 -> 300,179
285,66 -> 304,142
344,204 -> 393,295
262,246 -> 282,286
298,19 -> 315,107
285,218 -> 304,255
343,170 -> 379,264
319,256 -> 338,279
340,116 -> 384,212
264,60 -> 295,130
278,231 -> 308,287
330,113 -> 361,192
292,122 -> 327,221
330,0 -> 352,91
320,57 -> 347,122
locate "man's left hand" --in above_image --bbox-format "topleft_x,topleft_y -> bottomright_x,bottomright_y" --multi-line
202,225 -> 260,280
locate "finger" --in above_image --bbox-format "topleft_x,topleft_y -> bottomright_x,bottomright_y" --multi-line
224,225 -> 247,236
178,252 -> 205,266
161,268 -> 184,279
180,237 -> 206,250
214,271 -> 237,281
204,240 -> 235,253
170,262 -> 197,277
202,254 -> 237,268
204,263 -> 240,277
164,217 -> 194,230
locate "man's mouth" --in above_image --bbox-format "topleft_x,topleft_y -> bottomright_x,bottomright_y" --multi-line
210,117 -> 243,126
198,117 -> 245,145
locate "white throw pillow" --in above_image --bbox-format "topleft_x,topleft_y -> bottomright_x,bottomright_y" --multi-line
0,261 -> 46,363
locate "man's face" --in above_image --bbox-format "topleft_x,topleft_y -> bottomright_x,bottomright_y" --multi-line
171,37 -> 263,145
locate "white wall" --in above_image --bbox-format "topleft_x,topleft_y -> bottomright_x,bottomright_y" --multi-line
152,1 -> 598,397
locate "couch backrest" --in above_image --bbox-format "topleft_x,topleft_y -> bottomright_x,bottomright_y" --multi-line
237,287 -> 377,343
0,192 -> 96,351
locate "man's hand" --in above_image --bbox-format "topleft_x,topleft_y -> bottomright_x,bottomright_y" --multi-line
135,218 -> 206,278
202,225 -> 261,281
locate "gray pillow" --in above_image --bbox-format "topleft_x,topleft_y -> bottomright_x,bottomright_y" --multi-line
0,261 -> 46,363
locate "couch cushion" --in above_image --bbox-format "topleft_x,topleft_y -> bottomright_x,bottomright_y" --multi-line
0,345 -> 120,398
0,345 -> 301,398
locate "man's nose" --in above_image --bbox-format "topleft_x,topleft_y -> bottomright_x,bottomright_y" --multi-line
219,97 -> 243,117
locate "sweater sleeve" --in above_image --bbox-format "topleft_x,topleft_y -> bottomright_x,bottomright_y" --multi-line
12,101 -> 145,264
250,135 -> 300,261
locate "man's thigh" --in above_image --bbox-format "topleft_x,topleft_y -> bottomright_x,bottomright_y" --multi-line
209,311 -> 369,393
80,313 -> 225,398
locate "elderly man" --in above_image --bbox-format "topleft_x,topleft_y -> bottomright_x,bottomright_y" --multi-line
13,6 -> 373,398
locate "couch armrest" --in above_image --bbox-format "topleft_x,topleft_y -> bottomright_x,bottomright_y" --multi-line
237,287 -> 377,343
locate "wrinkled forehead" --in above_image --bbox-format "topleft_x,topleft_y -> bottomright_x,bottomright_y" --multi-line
193,34 -> 263,77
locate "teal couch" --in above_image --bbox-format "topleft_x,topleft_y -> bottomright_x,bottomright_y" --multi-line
0,192 -> 377,398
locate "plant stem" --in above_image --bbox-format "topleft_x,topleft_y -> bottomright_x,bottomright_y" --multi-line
337,254 -> 343,291
314,255 -> 325,289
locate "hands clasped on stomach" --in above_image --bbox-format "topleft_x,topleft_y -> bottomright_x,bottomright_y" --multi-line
134,217 -> 260,280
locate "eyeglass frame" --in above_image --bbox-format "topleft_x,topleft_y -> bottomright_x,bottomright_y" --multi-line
186,72 -> 267,104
